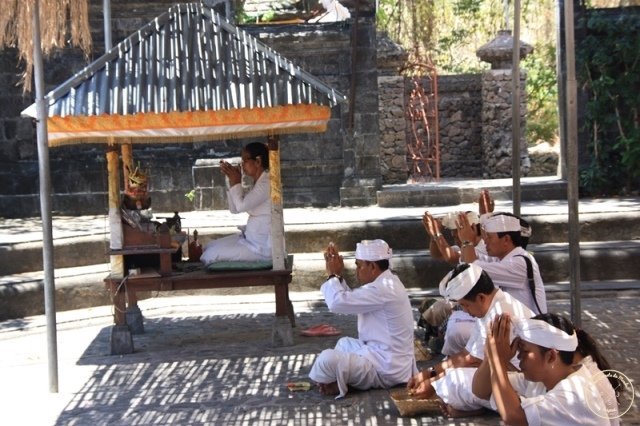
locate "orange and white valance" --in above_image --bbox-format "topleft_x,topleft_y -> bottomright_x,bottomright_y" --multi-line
46,104 -> 331,147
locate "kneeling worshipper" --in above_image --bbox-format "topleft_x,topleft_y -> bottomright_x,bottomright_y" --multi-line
309,239 -> 417,398
200,142 -> 272,264
407,263 -> 534,417
472,313 -> 619,426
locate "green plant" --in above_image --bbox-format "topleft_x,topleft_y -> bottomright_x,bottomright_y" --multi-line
522,41 -> 559,144
185,189 -> 196,203
577,11 -> 640,195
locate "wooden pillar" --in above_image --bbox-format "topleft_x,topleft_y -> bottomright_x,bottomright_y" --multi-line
121,142 -> 132,192
268,136 -> 286,270
107,145 -> 124,278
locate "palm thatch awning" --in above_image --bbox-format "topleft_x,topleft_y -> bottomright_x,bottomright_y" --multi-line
22,2 -> 346,146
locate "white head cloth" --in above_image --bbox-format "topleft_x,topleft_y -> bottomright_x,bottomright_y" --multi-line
482,214 -> 521,233
439,263 -> 484,301
441,211 -> 480,230
520,223 -> 532,238
355,239 -> 392,261
514,318 -> 578,352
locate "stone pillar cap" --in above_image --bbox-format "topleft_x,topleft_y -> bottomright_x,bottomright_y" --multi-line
477,29 -> 533,69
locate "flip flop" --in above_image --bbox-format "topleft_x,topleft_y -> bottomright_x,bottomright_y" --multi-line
300,324 -> 341,337
287,381 -> 312,392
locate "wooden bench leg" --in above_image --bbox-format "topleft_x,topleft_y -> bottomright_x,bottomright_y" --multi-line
125,289 -> 145,334
108,282 -> 134,355
273,282 -> 294,346
274,282 -> 295,327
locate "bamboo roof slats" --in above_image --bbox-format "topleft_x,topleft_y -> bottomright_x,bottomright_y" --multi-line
22,3 -> 346,146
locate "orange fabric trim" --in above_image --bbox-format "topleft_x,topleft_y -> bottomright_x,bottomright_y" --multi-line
48,104 -> 330,138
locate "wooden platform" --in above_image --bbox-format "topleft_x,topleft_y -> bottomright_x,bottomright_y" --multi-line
104,256 -> 295,355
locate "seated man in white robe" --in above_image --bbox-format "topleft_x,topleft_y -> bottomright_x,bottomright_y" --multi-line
407,263 -> 534,415
309,239 -> 417,398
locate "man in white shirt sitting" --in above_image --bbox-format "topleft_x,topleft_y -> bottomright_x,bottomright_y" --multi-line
309,239 -> 417,398
458,212 -> 547,315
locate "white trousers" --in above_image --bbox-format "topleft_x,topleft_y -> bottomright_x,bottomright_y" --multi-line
309,337 -> 384,399
200,233 -> 269,264
432,367 -> 493,411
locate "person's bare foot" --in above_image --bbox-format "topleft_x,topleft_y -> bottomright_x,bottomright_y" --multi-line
438,400 -> 485,418
317,382 -> 340,396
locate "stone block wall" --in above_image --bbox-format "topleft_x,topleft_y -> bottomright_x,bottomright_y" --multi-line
378,78 -> 407,184
481,70 -> 529,178
435,75 -> 484,178
378,73 -> 483,184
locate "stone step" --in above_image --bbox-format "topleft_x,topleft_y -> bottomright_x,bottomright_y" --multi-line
377,176 -> 568,207
2,209 -> 638,276
2,240 -> 639,321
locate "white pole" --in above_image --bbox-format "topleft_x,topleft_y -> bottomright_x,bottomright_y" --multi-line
104,0 -> 112,50
32,0 -> 59,393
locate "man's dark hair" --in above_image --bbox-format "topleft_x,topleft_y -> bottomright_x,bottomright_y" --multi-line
371,259 -> 390,271
447,263 -> 495,301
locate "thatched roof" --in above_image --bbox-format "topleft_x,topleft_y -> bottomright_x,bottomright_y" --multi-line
22,2 -> 346,146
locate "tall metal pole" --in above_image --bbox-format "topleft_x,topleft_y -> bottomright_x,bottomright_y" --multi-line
33,0 -> 59,392
511,0 -> 521,217
103,0 -> 112,50
564,0 -> 581,327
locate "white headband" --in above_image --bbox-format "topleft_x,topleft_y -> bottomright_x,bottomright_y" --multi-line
355,239 -> 392,261
514,318 -> 578,352
441,211 -> 480,230
483,214 -> 521,233
439,263 -> 484,301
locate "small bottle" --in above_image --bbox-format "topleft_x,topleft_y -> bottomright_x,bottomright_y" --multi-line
188,229 -> 203,262
172,211 -> 182,232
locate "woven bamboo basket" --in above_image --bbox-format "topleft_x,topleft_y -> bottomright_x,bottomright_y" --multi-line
390,390 -> 441,417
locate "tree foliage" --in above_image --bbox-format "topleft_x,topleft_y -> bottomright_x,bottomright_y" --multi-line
377,0 -> 559,145
577,10 -> 640,195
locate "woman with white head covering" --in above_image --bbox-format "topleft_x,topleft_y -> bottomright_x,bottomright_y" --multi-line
472,312 -> 619,425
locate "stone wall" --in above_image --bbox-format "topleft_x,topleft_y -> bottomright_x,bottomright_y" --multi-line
481,70 -> 529,178
378,74 -> 483,184
435,75 -> 484,178
378,76 -> 407,184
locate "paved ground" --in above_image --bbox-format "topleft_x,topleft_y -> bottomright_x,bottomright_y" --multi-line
0,290 -> 638,425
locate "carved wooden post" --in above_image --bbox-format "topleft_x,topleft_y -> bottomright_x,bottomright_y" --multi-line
268,136 -> 286,270
106,144 -> 123,277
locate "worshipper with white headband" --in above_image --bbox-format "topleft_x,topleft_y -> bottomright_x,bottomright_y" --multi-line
472,313 -> 619,425
419,190 -> 498,357
458,211 -> 547,315
407,263 -> 534,417
308,239 -> 417,398
422,189 -> 496,265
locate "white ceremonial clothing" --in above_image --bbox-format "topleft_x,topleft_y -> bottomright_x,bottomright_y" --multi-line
491,364 -> 613,426
473,247 -> 547,314
465,289 -> 534,366
441,310 -> 476,356
200,171 -> 271,263
308,337 -> 385,399
578,356 -> 620,425
432,290 -> 534,411
309,270 -> 417,398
